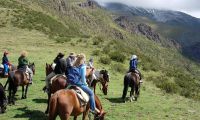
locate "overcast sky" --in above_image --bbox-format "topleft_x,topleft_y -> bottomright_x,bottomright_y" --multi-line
94,0 -> 200,18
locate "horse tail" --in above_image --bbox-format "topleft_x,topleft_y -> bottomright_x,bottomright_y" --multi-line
49,93 -> 58,120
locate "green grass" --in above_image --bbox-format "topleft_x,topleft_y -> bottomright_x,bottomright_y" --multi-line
0,25 -> 200,120
0,0 -> 200,119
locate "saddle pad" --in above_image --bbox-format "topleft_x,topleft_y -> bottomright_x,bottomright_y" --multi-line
50,74 -> 66,84
0,64 -> 4,69
69,85 -> 89,106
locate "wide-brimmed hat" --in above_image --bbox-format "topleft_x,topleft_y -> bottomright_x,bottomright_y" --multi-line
57,52 -> 65,58
69,52 -> 76,57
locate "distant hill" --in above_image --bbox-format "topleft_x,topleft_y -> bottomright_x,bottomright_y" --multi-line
104,2 -> 200,62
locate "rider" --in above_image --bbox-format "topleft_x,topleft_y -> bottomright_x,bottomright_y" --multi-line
129,55 -> 143,83
66,52 -> 76,75
2,50 -> 11,77
18,50 -> 33,84
72,53 -> 100,115
44,52 -> 67,92
87,57 -> 97,84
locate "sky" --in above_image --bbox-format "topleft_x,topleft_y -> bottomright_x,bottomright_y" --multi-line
94,0 -> 200,18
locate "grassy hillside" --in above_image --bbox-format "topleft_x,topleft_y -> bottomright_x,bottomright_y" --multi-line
0,0 -> 200,119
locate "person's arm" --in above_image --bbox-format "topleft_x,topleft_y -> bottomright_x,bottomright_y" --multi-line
23,57 -> 29,65
80,65 -> 87,85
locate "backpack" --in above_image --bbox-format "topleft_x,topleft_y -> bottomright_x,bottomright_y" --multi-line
67,66 -> 82,85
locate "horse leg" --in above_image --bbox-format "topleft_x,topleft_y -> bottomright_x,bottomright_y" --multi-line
12,86 -> 17,105
122,77 -> 129,102
82,104 -> 90,120
4,78 -> 9,90
21,86 -> 25,99
24,84 -> 29,99
134,85 -> 139,101
59,113 -> 70,120
74,116 -> 77,120
93,83 -> 96,94
130,86 -> 134,102
8,84 -> 12,104
45,91 -> 51,114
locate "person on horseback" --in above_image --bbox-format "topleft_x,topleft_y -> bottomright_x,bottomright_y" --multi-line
65,52 -> 76,75
70,53 -> 100,115
18,51 -> 33,84
2,50 -> 11,77
129,55 -> 143,83
44,52 -> 67,92
87,57 -> 97,84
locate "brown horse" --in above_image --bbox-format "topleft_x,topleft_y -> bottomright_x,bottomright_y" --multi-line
8,63 -> 35,104
44,65 -> 94,114
88,70 -> 109,95
122,72 -> 140,102
49,89 -> 106,120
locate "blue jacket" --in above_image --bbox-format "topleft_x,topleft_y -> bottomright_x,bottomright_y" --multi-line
75,64 -> 87,86
129,59 -> 137,70
2,55 -> 9,65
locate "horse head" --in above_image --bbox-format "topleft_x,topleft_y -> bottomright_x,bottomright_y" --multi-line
94,110 -> 106,120
28,62 -> 35,75
46,63 -> 53,76
99,70 -> 109,95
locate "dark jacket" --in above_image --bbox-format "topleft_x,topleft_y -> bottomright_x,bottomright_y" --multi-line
18,56 -> 28,68
129,59 -> 137,70
54,58 -> 67,74
2,55 -> 9,65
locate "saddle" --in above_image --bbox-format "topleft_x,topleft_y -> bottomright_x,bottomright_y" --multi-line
68,85 -> 89,106
0,64 -> 4,74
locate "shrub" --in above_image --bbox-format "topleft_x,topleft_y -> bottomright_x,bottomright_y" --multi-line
109,52 -> 126,63
55,37 -> 71,43
102,46 -> 110,54
111,63 -> 126,73
92,50 -> 100,56
93,36 -> 104,45
99,56 -> 111,65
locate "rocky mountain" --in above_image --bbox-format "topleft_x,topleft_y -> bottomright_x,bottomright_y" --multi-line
104,2 -> 200,62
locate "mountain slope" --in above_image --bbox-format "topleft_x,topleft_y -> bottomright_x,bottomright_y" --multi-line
0,0 -> 200,119
105,2 -> 200,62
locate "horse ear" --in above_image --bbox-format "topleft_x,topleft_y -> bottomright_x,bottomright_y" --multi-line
33,62 -> 35,65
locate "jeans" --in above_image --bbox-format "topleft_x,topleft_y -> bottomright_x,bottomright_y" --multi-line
79,85 -> 95,111
3,64 -> 8,74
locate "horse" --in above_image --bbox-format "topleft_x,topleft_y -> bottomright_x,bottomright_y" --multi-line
44,66 -> 95,114
0,83 -> 7,113
122,72 -> 140,102
49,89 -> 106,120
0,64 -> 16,78
88,70 -> 109,95
8,63 -> 35,104
3,64 -> 17,89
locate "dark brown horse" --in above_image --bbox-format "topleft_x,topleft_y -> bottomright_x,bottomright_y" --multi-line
122,72 -> 140,102
89,70 -> 109,95
0,83 -> 7,113
8,63 -> 35,104
49,89 -> 106,120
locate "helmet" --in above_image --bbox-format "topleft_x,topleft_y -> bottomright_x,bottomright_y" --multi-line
131,55 -> 138,60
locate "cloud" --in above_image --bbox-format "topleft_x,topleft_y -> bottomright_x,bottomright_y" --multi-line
94,0 -> 200,18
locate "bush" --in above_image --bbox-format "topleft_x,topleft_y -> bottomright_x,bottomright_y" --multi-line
156,80 -> 179,93
92,50 -> 100,56
93,36 -> 104,45
99,56 -> 111,65
111,63 -> 126,73
55,37 -> 71,43
109,52 -> 126,63
102,46 -> 110,54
